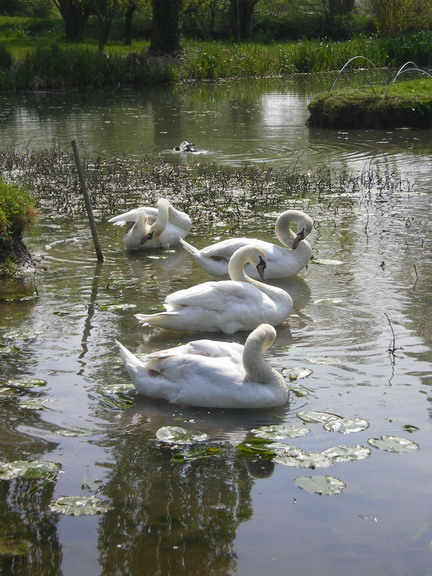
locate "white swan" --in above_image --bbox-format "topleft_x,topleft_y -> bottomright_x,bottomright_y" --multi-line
116,323 -> 289,408
134,244 -> 293,334
109,198 -> 192,250
179,209 -> 313,279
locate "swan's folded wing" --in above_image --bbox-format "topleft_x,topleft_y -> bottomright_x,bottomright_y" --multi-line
165,281 -> 261,311
108,207 -> 157,225
199,237 -> 256,259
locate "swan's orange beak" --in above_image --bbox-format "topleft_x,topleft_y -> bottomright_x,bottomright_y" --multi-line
256,256 -> 266,281
292,229 -> 305,249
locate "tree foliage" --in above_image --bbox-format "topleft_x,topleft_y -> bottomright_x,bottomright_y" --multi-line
370,0 -> 432,35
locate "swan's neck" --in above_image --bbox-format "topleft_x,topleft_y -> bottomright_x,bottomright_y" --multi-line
228,252 -> 263,288
242,328 -> 276,383
275,211 -> 312,249
129,213 -> 149,236
153,199 -> 170,232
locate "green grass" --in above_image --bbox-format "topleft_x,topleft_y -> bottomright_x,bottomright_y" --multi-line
1,16 -> 432,89
308,78 -> 432,129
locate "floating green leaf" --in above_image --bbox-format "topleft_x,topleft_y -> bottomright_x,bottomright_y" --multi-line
237,438 -> 276,457
402,424 -> 420,433
324,417 -> 369,434
156,426 -> 208,445
275,450 -> 333,469
50,495 -> 110,516
251,424 -> 310,441
284,367 -> 313,382
0,536 -> 32,557
313,298 -> 343,305
18,397 -> 55,410
172,446 -> 221,462
368,435 -> 420,454
3,330 -> 43,340
100,393 -> 134,411
297,410 -> 342,424
5,377 -> 47,389
0,459 -> 61,481
100,303 -> 137,312
321,445 -> 371,462
294,475 -> 347,495
311,258 -> 343,266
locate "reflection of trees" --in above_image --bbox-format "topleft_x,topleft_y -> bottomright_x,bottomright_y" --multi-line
98,424 -> 254,576
0,402 -> 62,575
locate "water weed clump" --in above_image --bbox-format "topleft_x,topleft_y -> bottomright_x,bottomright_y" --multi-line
0,148 -> 414,235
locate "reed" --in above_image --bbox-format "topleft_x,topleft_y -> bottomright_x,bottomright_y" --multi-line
1,32 -> 432,90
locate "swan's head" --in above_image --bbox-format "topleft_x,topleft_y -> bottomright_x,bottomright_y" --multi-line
290,211 -> 314,249
140,224 -> 163,244
247,246 -> 267,281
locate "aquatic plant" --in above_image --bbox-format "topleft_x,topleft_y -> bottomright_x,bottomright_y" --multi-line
0,148 -> 415,236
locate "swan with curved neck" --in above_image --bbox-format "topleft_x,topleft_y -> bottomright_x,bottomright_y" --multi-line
135,244 -> 293,333
109,198 -> 192,250
116,323 -> 289,408
180,209 -> 313,279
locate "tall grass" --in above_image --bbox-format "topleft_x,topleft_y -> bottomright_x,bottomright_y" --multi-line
1,32 -> 432,90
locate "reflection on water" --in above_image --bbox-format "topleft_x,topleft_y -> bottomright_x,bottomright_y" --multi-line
0,78 -> 432,576
1,75 -> 432,183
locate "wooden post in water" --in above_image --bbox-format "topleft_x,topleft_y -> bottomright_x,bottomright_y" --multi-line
71,140 -> 104,263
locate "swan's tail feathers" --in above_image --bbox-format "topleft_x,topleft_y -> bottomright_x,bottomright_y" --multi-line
179,237 -> 200,257
116,339 -> 145,369
134,312 -> 179,329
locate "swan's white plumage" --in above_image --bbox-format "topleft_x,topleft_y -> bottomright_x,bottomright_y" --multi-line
116,323 -> 289,408
135,244 -> 293,333
180,209 -> 313,279
109,198 -> 192,250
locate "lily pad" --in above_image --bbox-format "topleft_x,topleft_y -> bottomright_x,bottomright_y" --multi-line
237,438 -> 276,457
321,445 -> 371,462
172,446 -> 221,462
294,475 -> 347,495
5,377 -> 47,389
297,410 -> 342,424
251,424 -> 310,441
50,495 -> 110,516
275,450 -> 333,469
324,417 -> 369,434
368,435 -> 420,454
0,536 -> 32,557
0,459 -> 61,481
284,367 -> 313,382
155,426 -> 208,445
100,303 -> 137,312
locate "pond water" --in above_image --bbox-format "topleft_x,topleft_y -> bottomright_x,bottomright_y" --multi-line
0,75 -> 432,576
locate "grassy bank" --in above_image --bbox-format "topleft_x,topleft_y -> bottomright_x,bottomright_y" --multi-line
0,179 -> 38,277
308,78 -> 432,129
1,29 -> 432,90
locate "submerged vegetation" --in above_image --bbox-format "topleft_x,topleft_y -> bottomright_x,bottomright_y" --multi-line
0,147 -> 415,237
0,30 -> 432,90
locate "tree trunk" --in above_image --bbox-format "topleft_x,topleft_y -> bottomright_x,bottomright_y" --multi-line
53,0 -> 91,41
124,3 -> 137,45
230,0 -> 258,41
148,0 -> 183,55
